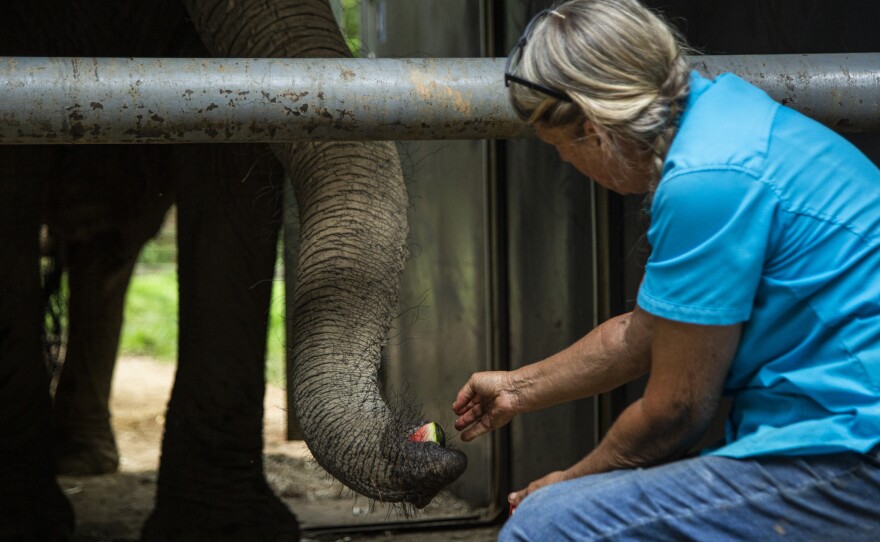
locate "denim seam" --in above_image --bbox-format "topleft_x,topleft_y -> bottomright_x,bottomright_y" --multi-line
588,460 -> 866,542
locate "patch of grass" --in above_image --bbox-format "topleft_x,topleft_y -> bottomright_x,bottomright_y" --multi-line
120,266 -> 178,361
135,239 -> 176,268
265,279 -> 287,387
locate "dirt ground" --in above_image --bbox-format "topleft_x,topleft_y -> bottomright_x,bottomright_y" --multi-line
59,356 -> 501,542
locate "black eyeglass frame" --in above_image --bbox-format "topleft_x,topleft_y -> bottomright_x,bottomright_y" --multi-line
504,9 -> 574,103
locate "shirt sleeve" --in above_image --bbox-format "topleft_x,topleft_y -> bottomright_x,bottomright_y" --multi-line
637,168 -> 777,325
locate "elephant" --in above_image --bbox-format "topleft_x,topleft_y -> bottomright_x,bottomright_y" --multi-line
43,144 -> 174,477
0,1 -> 467,540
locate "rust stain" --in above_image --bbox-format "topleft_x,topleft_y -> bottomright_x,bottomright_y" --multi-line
409,69 -> 473,115
446,86 -> 472,115
410,70 -> 437,102
279,91 -> 309,102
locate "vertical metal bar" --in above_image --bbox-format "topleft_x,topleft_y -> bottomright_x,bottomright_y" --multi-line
481,0 -> 510,521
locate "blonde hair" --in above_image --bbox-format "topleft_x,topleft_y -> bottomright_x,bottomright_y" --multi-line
510,0 -> 690,183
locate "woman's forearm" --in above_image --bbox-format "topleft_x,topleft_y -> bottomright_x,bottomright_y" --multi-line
565,318 -> 742,476
510,309 -> 653,413
565,397 -> 707,477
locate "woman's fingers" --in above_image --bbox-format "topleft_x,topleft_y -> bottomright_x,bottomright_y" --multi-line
453,372 -> 510,441
508,480 -> 540,507
508,471 -> 570,508
459,416 -> 492,442
452,382 -> 477,414
454,402 -> 483,431
452,397 -> 479,418
508,489 -> 526,508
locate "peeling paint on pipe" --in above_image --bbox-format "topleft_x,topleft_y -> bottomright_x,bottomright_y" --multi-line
0,54 -> 877,144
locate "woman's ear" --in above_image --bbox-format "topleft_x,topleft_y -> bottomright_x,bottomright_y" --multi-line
582,119 -> 595,137
582,119 -> 603,147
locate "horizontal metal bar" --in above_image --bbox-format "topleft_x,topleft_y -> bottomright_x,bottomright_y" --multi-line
0,57 -> 523,143
0,54 -> 877,144
694,54 -> 880,132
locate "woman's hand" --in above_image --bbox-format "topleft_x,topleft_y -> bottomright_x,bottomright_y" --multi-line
509,470 -> 572,509
452,371 -> 522,442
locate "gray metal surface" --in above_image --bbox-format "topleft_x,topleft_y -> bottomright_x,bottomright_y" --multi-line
1,54 -> 878,144
0,56 -> 524,143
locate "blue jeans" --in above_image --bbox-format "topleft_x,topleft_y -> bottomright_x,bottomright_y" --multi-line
500,448 -> 880,541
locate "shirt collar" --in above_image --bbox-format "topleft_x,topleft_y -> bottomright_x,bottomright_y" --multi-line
679,71 -> 713,127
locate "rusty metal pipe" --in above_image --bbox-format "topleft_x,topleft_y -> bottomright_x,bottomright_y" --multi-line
0,57 -> 524,143
0,54 -> 877,144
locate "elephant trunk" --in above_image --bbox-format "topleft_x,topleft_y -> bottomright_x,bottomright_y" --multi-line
182,0 -> 467,506
278,140 -> 466,506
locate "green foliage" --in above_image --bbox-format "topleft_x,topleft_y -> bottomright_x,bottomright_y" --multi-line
119,219 -> 178,360
135,239 -> 176,267
340,0 -> 362,56
265,280 -> 287,387
120,266 -> 178,361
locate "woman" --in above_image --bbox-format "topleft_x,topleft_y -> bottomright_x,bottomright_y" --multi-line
452,0 -> 880,539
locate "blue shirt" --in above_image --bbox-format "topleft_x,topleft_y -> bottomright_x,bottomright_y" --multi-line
637,72 -> 880,457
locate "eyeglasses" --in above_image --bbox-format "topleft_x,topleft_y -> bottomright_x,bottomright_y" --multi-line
504,9 -> 573,103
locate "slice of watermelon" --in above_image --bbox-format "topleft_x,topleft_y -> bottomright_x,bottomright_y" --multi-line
408,422 -> 446,447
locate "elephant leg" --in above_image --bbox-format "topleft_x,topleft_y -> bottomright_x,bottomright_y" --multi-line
52,238 -> 137,475
0,147 -> 74,540
50,145 -> 174,476
142,144 -> 295,542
